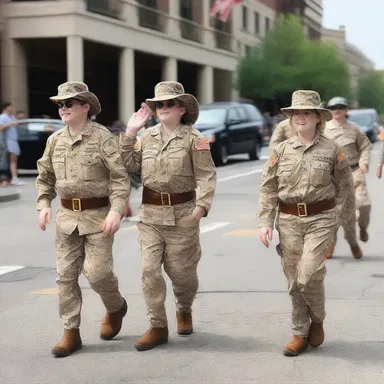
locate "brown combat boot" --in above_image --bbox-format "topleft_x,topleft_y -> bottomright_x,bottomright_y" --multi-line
308,322 -> 325,347
283,336 -> 308,356
351,245 -> 363,259
359,227 -> 369,242
52,329 -> 82,357
176,312 -> 193,335
100,299 -> 127,340
135,327 -> 169,351
325,242 -> 336,259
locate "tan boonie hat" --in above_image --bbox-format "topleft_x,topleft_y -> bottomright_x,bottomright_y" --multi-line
281,90 -> 332,121
50,82 -> 101,116
146,81 -> 199,125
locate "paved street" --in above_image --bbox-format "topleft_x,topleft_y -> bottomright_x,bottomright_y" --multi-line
0,145 -> 383,384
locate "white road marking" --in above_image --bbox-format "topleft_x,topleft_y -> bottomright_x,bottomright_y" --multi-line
0,266 -> 25,276
218,168 -> 263,182
200,222 -> 231,234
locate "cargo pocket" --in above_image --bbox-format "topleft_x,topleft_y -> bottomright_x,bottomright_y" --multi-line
81,157 -> 102,181
52,158 -> 66,180
311,162 -> 332,187
142,150 -> 157,177
168,147 -> 192,176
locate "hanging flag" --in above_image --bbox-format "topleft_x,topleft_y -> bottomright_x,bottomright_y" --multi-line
210,0 -> 242,22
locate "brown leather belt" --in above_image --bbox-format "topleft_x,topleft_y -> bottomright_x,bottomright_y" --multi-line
142,186 -> 195,206
279,198 -> 335,217
61,197 -> 109,211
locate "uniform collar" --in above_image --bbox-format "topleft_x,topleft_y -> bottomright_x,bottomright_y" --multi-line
288,131 -> 321,149
62,121 -> 94,144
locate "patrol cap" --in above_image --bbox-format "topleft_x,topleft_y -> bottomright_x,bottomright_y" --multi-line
327,97 -> 349,108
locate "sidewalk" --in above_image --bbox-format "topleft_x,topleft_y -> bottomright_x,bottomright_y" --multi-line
0,185 -> 21,202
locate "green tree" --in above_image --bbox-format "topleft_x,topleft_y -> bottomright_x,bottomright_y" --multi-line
357,71 -> 384,113
236,15 -> 351,109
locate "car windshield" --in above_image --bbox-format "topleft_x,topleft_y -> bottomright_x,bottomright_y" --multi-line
348,113 -> 374,127
18,122 -> 64,132
195,109 -> 227,125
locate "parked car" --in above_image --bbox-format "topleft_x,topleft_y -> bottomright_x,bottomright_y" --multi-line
17,119 -> 65,169
193,102 -> 266,166
347,109 -> 380,143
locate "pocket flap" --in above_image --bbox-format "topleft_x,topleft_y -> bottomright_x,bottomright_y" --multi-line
81,157 -> 100,166
313,162 -> 331,171
52,157 -> 65,164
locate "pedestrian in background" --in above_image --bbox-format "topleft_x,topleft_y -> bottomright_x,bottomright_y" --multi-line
258,90 -> 354,357
0,102 -> 24,185
120,81 -> 216,351
36,82 -> 130,357
324,97 -> 372,259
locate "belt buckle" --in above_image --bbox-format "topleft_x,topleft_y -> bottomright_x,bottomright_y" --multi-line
72,198 -> 82,212
160,192 -> 171,206
297,203 -> 307,217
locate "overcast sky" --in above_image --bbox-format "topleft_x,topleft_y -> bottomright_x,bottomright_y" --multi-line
322,0 -> 383,69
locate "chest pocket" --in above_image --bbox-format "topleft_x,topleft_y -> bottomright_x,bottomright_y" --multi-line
168,147 -> 193,176
277,162 -> 295,176
81,156 -> 103,181
142,149 -> 158,177
52,157 -> 66,180
311,161 -> 332,187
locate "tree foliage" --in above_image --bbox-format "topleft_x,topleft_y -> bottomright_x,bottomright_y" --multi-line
357,71 -> 384,113
236,15 -> 351,109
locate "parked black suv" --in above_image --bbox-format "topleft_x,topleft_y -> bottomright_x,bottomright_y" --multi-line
193,102 -> 265,166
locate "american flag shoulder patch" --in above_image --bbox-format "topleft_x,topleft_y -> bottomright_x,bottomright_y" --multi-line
195,137 -> 210,150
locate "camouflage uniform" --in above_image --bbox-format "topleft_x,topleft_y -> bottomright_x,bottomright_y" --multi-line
324,121 -> 372,243
120,123 -> 216,328
36,121 -> 130,329
269,118 -> 295,148
258,133 -> 354,336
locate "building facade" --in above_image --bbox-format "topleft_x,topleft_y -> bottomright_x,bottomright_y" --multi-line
322,26 -> 375,107
0,0 -> 277,124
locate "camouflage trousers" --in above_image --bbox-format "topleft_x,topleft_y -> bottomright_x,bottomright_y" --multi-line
341,168 -> 371,246
276,208 -> 337,336
137,220 -> 202,328
56,228 -> 124,329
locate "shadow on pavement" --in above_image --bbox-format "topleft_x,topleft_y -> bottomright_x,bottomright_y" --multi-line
80,332 -> 277,354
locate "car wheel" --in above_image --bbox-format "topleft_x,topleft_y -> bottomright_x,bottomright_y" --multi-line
249,140 -> 261,161
214,141 -> 229,166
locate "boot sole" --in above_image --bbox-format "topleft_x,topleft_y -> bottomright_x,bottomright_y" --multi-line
283,345 -> 308,357
134,339 -> 168,351
177,330 -> 193,336
52,342 -> 82,357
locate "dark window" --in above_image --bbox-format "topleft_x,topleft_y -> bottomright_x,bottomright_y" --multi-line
242,6 -> 248,31
265,17 -> 270,33
245,45 -> 252,56
254,12 -> 260,35
180,0 -> 193,20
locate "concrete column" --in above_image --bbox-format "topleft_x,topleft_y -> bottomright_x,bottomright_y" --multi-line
1,38 -> 28,114
167,0 -> 180,38
121,0 -> 138,26
197,65 -> 214,104
162,56 -> 177,81
119,47 -> 135,124
66,35 -> 83,82
202,0 -> 214,48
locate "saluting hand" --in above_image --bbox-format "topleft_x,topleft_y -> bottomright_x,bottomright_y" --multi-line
102,211 -> 121,236
259,226 -> 273,248
126,105 -> 150,136
39,207 -> 52,231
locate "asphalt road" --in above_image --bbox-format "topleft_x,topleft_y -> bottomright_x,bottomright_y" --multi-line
0,145 -> 383,384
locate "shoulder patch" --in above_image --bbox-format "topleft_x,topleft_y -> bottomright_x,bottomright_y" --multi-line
267,151 -> 279,167
103,138 -> 117,156
195,137 -> 210,151
337,149 -> 347,170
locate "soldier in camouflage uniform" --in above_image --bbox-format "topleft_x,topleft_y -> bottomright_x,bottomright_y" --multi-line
258,90 -> 354,357
324,97 -> 372,259
120,81 -> 216,351
377,139 -> 384,179
36,82 -> 130,357
269,118 -> 295,148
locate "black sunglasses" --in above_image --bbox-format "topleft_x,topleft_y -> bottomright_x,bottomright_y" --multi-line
57,99 -> 83,109
155,100 -> 177,109
328,105 -> 347,111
